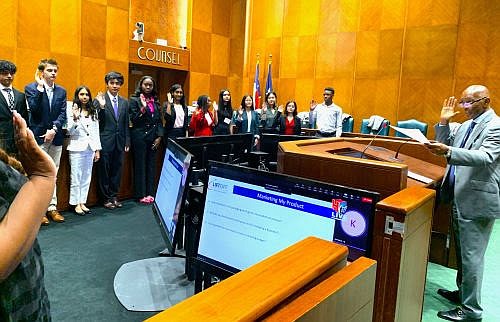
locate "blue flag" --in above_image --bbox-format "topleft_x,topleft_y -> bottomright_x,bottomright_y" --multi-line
265,61 -> 273,94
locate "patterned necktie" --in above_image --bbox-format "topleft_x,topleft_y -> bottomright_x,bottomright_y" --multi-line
449,121 -> 476,187
3,88 -> 14,110
112,97 -> 119,118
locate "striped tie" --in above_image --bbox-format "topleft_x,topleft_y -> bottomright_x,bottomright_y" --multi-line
3,88 -> 14,110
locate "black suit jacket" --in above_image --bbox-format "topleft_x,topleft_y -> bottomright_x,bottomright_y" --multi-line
129,96 -> 164,141
275,113 -> 302,135
95,94 -> 130,152
163,102 -> 188,133
0,88 -> 29,154
25,82 -> 67,146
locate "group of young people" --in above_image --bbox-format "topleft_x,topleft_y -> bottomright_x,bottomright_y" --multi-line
188,90 -> 303,144
1,57 -> 346,226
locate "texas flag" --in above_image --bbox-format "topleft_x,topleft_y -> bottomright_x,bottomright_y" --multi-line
253,61 -> 261,109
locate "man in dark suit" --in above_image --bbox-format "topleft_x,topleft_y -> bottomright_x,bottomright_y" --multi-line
94,71 -> 130,209
0,60 -> 29,155
426,85 -> 500,322
25,58 -> 67,225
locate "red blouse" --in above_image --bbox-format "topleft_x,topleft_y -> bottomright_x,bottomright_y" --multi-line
189,110 -> 214,136
284,117 -> 295,135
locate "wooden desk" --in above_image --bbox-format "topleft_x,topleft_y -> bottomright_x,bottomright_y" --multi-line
147,237 -> 377,322
277,137 -> 438,322
277,137 -> 445,200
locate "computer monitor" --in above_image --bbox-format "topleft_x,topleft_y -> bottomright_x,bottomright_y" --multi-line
196,162 -> 379,274
152,138 -> 192,255
175,133 -> 253,170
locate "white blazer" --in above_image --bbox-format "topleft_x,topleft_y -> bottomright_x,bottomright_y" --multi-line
66,107 -> 102,152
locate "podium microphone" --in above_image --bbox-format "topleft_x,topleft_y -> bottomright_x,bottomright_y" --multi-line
390,138 -> 412,161
360,122 -> 388,159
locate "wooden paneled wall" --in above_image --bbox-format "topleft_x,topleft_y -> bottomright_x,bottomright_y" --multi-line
188,0 -> 247,104
1,0 -> 130,100
246,0 -> 500,138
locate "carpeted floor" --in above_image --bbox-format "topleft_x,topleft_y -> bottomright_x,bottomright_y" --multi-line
38,201 -> 500,321
423,221 -> 500,322
37,201 -> 177,322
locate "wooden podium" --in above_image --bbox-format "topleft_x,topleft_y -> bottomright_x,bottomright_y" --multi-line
277,137 -> 442,322
147,237 -> 377,322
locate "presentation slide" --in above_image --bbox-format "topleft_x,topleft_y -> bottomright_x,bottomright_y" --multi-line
197,175 -> 336,270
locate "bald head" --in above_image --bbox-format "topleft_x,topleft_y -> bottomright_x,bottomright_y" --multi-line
460,85 -> 491,119
463,85 -> 489,99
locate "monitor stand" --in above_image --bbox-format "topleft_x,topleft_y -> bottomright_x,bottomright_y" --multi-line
113,257 -> 194,312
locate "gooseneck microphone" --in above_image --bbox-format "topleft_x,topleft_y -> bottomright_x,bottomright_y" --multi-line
360,122 -> 388,159
393,138 -> 412,160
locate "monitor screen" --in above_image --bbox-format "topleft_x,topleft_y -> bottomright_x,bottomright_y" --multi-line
153,139 -> 192,255
175,133 -> 253,169
196,162 -> 379,273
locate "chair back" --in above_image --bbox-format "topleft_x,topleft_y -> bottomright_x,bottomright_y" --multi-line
360,118 -> 390,135
395,119 -> 428,138
342,115 -> 354,133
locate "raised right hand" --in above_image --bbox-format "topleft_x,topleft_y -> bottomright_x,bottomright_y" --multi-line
167,92 -> 173,104
310,100 -> 317,110
95,92 -> 106,108
140,93 -> 147,107
440,96 -> 460,124
34,69 -> 45,88
13,111 -> 56,178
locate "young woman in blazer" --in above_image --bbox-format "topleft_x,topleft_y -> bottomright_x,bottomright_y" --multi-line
129,76 -> 164,204
214,89 -> 234,135
163,83 -> 188,139
66,85 -> 101,215
233,94 -> 260,147
260,91 -> 280,133
275,100 -> 302,135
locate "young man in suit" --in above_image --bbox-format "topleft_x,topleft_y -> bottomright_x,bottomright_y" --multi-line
426,85 -> 500,322
0,60 -> 29,155
94,71 -> 130,209
25,58 -> 67,225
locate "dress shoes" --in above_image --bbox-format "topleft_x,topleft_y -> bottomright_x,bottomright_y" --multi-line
80,204 -> 92,214
438,288 -> 460,304
437,307 -> 481,321
103,201 -> 116,210
41,216 -> 50,226
74,206 -> 85,216
47,210 -> 65,223
113,199 -> 123,208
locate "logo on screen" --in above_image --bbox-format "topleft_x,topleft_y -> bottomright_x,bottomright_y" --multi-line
208,179 -> 230,193
331,199 -> 347,220
341,210 -> 367,237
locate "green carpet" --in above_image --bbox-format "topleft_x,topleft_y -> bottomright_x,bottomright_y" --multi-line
423,221 -> 500,322
37,201 -> 164,322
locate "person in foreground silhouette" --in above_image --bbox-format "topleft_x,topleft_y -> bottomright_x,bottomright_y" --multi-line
426,85 -> 500,322
0,111 -> 56,321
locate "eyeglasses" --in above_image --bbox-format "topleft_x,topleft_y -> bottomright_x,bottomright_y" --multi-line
459,97 -> 487,107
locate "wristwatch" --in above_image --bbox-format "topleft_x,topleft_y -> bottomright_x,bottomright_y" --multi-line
445,148 -> 452,159
52,125 -> 58,133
